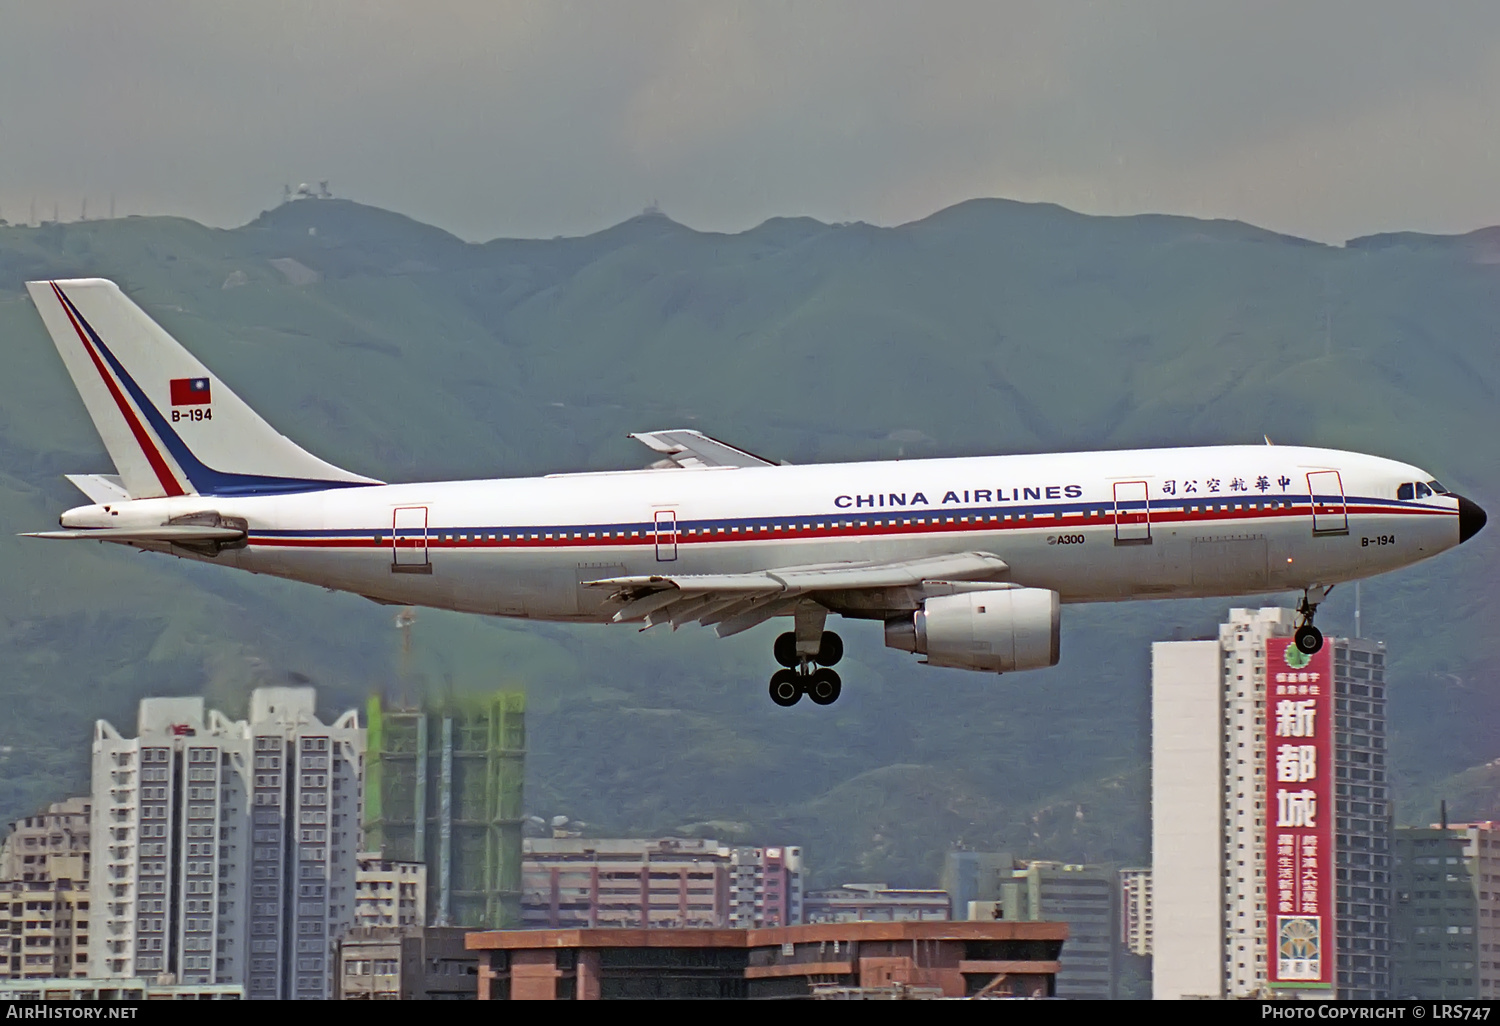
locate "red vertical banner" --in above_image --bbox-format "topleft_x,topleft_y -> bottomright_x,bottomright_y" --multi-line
1266,640 -> 1335,987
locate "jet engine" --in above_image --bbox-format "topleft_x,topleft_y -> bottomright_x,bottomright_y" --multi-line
884,587 -> 1060,673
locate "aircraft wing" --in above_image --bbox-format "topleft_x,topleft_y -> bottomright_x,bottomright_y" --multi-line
628,429 -> 780,469
583,550 -> 1009,636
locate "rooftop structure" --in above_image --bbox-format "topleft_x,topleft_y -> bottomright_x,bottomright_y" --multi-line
802,883 -> 950,924
334,926 -> 476,1000
466,920 -> 1067,1000
0,977 -> 242,1000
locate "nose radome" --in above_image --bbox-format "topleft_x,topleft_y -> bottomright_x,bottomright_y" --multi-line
1457,495 -> 1487,543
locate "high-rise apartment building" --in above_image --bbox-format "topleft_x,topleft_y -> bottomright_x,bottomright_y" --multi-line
728,845 -> 803,928
89,688 -> 363,999
521,838 -> 804,929
0,855 -> 90,981
0,799 -> 91,884
1392,820 -> 1500,998
363,693 -> 524,929
1152,607 -> 1391,999
0,798 -> 93,981
1119,867 -> 1153,957
942,851 -> 1014,922
354,853 -> 426,929
998,861 -> 1118,1000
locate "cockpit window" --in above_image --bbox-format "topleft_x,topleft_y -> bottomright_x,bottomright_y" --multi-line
1415,482 -> 1433,499
1427,480 -> 1449,494
1398,483 -> 1414,501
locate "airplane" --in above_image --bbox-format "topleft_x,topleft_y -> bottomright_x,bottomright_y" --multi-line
21,278 -> 1488,707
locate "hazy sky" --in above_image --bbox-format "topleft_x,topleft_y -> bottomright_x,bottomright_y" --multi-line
5,2 -> 1500,243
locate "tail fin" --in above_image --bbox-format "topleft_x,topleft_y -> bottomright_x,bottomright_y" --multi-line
27,279 -> 380,498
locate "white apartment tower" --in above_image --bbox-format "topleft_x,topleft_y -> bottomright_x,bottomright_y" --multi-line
1119,867 -> 1153,957
90,688 -> 363,999
1152,608 -> 1390,999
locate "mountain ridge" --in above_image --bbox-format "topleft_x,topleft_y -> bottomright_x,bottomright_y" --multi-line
0,197 -> 1494,887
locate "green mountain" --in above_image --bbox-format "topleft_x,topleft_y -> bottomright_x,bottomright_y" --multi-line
0,198 -> 1495,886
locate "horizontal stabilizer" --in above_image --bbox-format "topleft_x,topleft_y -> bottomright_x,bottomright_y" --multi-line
64,473 -> 131,504
22,525 -> 246,544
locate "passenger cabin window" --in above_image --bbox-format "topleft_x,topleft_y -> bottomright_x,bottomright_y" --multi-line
1397,483 -> 1414,501
1415,482 -> 1433,499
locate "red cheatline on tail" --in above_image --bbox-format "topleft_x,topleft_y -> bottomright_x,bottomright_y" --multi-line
170,377 -> 211,406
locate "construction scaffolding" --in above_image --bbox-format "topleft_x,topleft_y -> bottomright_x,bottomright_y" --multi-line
364,692 -> 526,929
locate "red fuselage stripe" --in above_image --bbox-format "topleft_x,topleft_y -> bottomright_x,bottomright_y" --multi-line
242,502 -> 1453,549
51,283 -> 184,497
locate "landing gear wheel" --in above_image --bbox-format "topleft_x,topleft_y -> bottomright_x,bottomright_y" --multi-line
816,631 -> 844,666
773,632 -> 799,669
769,669 -> 802,707
1294,624 -> 1324,655
807,668 -> 842,705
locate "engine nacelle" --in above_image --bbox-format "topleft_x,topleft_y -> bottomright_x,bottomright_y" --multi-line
885,588 -> 1060,673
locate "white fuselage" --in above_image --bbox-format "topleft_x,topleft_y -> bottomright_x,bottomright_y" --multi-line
63,444 -> 1462,623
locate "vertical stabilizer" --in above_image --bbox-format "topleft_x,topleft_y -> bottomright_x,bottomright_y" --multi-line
26,279 -> 380,497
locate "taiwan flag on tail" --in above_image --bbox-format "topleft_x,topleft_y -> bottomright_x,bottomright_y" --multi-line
170,377 -> 211,406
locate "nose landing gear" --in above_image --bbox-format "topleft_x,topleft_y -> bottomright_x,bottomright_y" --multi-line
1294,585 -> 1332,654
767,628 -> 844,707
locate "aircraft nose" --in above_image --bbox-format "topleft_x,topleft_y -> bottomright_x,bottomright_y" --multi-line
1457,494 -> 1487,543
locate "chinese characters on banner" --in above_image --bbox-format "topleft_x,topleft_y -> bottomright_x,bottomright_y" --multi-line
1266,641 -> 1334,987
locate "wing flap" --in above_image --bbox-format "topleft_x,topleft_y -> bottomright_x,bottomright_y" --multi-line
585,550 -> 1010,630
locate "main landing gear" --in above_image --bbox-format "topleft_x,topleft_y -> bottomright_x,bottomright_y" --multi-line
1294,585 -> 1332,655
767,603 -> 845,707
769,632 -> 843,707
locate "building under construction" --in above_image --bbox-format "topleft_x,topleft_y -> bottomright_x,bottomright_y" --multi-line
364,692 -> 526,929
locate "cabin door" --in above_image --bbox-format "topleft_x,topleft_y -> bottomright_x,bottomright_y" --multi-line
1113,481 -> 1151,544
1307,471 -> 1348,535
392,506 -> 432,573
654,510 -> 678,562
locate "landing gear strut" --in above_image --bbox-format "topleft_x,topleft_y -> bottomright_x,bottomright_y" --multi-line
767,604 -> 844,707
1294,585 -> 1331,655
